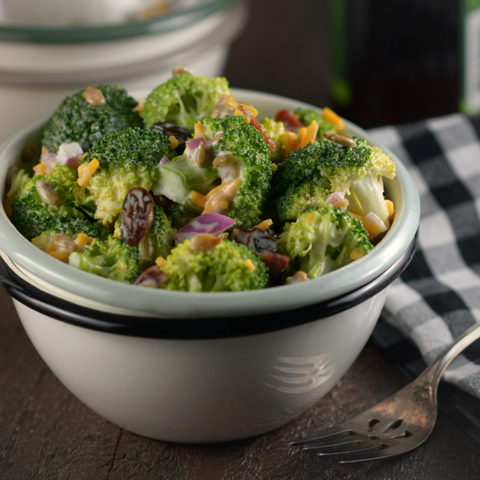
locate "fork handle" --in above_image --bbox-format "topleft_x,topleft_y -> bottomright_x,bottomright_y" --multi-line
421,322 -> 480,387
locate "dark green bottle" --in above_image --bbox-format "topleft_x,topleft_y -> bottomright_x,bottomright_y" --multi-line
330,0 -> 480,127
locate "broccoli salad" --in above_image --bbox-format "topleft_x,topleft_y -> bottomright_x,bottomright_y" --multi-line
4,68 -> 396,292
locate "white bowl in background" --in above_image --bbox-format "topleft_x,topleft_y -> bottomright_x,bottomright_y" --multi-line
0,89 -> 420,442
0,0 -> 246,143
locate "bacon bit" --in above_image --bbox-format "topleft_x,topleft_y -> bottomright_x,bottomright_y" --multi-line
244,258 -> 256,272
190,233 -> 222,252
194,121 -> 205,138
254,218 -> 273,231
249,115 -> 276,152
33,162 -> 48,176
258,251 -> 290,277
350,249 -> 364,261
283,120 -> 318,155
82,86 -> 105,106
168,135 -> 179,149
275,109 -> 303,132
155,256 -> 166,269
322,107 -> 344,131
190,190 -> 207,209
203,178 -> 241,214
386,199 -> 395,225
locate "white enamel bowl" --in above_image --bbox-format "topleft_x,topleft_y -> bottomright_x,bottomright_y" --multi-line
0,89 -> 420,443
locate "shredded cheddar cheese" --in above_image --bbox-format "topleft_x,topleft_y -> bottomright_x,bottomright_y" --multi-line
75,233 -> 93,247
243,259 -> 256,272
168,135 -> 179,149
77,158 -> 100,188
33,162 -> 48,176
283,120 -> 318,155
155,256 -> 166,269
254,219 -> 273,231
386,199 -> 395,225
350,249 -> 364,261
322,107 -> 344,131
194,121 -> 205,138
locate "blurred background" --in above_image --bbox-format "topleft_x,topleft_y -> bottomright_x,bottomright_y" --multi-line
0,0 -> 476,139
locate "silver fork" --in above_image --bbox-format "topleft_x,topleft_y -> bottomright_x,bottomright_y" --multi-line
291,321 -> 480,463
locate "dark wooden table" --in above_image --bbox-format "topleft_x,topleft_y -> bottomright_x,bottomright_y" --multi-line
1,287 -> 480,479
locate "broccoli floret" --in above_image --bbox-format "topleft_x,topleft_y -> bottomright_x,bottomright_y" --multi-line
278,205 -> 373,279
138,206 -> 175,267
163,237 -> 268,292
142,73 -> 231,130
346,145 -> 396,224
294,108 -> 337,138
153,154 -> 219,204
273,138 -> 395,223
81,127 -> 170,224
165,203 -> 199,229
275,181 -> 331,222
260,116 -> 286,161
201,115 -> 274,227
9,166 -> 104,240
68,235 -> 140,283
41,85 -> 143,152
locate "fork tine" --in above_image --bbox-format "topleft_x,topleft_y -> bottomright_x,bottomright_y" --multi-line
308,438 -> 387,456
302,438 -> 363,452
335,444 -> 398,464
290,427 -> 353,447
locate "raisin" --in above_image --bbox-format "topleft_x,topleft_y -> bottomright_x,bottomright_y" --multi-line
230,228 -> 278,253
150,122 -> 191,154
120,187 -> 154,246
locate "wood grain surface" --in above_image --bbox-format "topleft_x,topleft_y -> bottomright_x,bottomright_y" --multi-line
1,286 -> 479,480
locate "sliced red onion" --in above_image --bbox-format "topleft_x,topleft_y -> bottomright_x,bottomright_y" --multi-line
40,151 -> 57,171
174,213 -> 235,244
57,142 -> 83,167
186,137 -> 207,150
159,156 -> 170,166
325,192 -> 349,209
134,265 -> 168,288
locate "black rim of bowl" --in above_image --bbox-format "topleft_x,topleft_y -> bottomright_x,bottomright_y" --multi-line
0,233 -> 417,339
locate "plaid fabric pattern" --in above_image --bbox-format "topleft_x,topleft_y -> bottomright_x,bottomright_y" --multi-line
368,114 -> 480,440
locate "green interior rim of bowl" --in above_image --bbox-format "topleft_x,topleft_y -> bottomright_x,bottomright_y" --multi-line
0,88 -> 421,319
0,0 -> 239,43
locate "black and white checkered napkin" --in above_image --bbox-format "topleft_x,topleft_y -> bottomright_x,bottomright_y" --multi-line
368,114 -> 480,440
